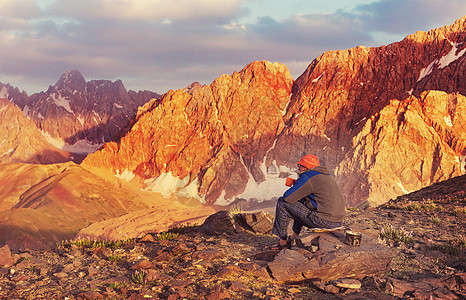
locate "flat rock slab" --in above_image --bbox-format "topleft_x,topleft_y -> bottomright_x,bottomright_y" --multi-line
267,231 -> 395,283
0,245 -> 13,267
199,211 -> 273,236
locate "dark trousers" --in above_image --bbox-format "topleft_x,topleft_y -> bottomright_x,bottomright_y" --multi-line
271,198 -> 342,240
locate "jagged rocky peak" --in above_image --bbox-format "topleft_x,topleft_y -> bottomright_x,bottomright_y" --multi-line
83,60 -> 294,204
53,70 -> 86,92
0,82 -> 30,109
184,82 -> 204,95
21,70 -> 157,152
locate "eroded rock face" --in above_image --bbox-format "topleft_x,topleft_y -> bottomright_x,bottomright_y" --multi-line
83,61 -> 293,203
0,99 -> 70,164
337,91 -> 466,206
268,17 -> 466,172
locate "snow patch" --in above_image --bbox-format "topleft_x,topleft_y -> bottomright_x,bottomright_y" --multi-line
227,174 -> 288,205
438,42 -> 466,68
144,172 -> 203,201
41,130 -> 102,154
215,161 -> 296,206
417,60 -> 436,82
281,94 -> 292,116
0,87 -> 8,99
41,131 -> 66,149
62,139 -> 103,154
460,155 -> 466,174
51,92 -> 74,114
396,181 -> 412,194
312,72 -> 325,83
1,148 -> 15,157
417,42 -> 466,82
115,169 -> 136,181
215,190 -> 229,206
444,115 -> 453,127
23,105 -> 29,116
114,103 -> 123,109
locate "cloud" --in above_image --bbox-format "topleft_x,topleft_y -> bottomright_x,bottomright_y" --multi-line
48,0 -> 244,21
0,0 -> 465,95
0,0 -> 43,19
249,13 -> 372,50
352,0 -> 466,33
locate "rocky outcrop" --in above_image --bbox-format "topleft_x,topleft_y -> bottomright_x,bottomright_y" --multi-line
337,91 -> 466,206
266,231 -> 394,283
198,211 -> 274,236
9,70 -> 160,153
0,98 -> 71,164
83,61 -> 293,203
268,16 -> 466,171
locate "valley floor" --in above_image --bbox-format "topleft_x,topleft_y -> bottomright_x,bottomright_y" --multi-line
0,184 -> 464,299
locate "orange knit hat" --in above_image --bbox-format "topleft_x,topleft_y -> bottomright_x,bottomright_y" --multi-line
297,154 -> 319,169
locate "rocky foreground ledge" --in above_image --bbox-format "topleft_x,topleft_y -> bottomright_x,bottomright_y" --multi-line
0,188 -> 465,299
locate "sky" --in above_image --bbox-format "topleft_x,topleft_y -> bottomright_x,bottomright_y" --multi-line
0,0 -> 465,95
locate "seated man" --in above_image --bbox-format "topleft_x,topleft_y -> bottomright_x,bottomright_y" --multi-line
268,154 -> 346,250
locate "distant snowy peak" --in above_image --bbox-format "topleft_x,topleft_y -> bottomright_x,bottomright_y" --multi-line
24,70 -> 159,149
0,82 -> 29,109
54,70 -> 86,92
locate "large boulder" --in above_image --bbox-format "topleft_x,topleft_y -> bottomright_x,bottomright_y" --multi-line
266,230 -> 394,283
0,245 -> 13,267
198,211 -> 274,235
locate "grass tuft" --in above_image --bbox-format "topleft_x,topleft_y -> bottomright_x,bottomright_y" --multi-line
228,203 -> 243,218
57,236 -> 134,251
131,270 -> 147,285
380,224 -> 414,244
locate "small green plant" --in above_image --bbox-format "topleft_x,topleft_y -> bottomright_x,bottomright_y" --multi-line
131,270 -> 147,285
453,207 -> 466,215
154,232 -> 179,241
430,216 -> 441,224
386,199 -> 442,211
404,200 -> 441,211
167,223 -> 198,234
380,224 -> 414,244
107,254 -> 122,262
228,203 -> 243,217
450,237 -> 466,248
57,237 -> 134,251
108,283 -> 120,289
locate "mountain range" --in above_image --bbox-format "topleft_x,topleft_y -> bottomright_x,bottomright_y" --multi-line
1,71 -> 160,155
83,16 -> 465,207
0,16 -> 465,249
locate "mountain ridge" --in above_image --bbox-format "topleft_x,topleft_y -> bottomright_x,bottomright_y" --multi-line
0,71 -> 161,157
83,16 -> 466,207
